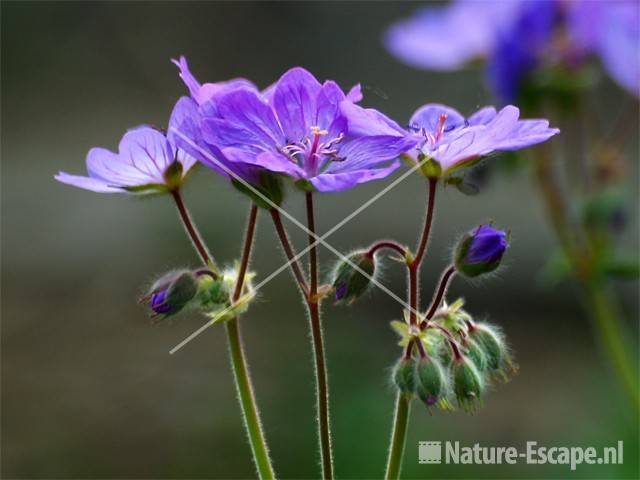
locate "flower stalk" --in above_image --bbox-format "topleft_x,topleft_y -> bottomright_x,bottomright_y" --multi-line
306,192 -> 334,480
385,393 -> 411,480
171,189 -> 219,273
172,195 -> 275,479
385,178 -> 437,479
270,197 -> 334,480
425,265 -> 456,320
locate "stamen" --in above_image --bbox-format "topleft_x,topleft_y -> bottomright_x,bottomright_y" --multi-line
311,126 -> 329,136
435,114 -> 448,142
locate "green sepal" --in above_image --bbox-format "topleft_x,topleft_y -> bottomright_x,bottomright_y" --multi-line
393,357 -> 417,395
419,155 -> 442,179
232,172 -> 284,209
416,357 -> 446,407
452,356 -> 484,413
122,183 -> 170,194
294,178 -> 315,192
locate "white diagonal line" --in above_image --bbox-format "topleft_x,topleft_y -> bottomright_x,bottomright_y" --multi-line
169,128 -> 427,353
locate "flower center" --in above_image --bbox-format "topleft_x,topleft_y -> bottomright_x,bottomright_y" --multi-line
282,126 -> 345,176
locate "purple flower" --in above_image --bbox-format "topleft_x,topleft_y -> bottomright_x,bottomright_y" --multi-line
172,56 -> 257,114
403,103 -> 559,175
199,67 -> 418,192
170,58 -> 287,204
168,95 -> 261,184
384,0 -> 640,100
55,122 -> 197,194
455,225 -> 508,278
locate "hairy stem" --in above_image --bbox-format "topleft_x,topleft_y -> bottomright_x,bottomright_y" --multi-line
386,178 -> 438,479
171,195 -> 274,478
366,240 -> 407,259
425,265 -> 456,320
226,204 -> 276,479
385,393 -> 411,480
270,209 -> 309,295
306,192 -> 334,480
408,178 -> 438,325
171,189 -> 218,273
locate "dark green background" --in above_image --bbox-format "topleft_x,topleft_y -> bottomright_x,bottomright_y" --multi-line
2,1 -> 638,479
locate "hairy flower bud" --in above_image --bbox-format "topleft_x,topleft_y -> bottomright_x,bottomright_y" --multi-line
332,251 -> 375,304
416,357 -> 446,406
454,225 -> 508,278
465,339 -> 488,372
468,322 -> 515,381
144,270 -> 199,317
393,357 -> 417,395
452,356 -> 484,412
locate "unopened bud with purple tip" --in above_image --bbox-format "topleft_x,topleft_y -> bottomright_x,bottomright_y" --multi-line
454,225 -> 508,278
416,357 -> 446,407
332,251 -> 376,304
142,270 -> 199,317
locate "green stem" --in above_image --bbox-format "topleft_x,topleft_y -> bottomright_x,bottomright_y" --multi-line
172,195 -> 275,478
532,149 -> 639,409
226,319 -> 276,479
306,192 -> 334,480
385,393 -> 411,480
227,204 -> 276,479
385,179 -> 437,479
583,280 -> 639,409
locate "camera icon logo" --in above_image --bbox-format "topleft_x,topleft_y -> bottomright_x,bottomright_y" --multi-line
419,441 -> 442,464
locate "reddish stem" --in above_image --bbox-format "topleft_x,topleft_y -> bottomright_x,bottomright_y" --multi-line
425,265 -> 456,320
366,240 -> 407,259
171,189 -> 215,269
232,204 -> 259,302
270,209 -> 309,296
408,178 -> 437,325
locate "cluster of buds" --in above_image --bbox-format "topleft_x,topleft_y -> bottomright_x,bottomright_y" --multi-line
391,300 -> 516,413
140,265 -> 255,324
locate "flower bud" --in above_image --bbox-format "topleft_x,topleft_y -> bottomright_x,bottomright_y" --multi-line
144,270 -> 199,317
393,357 -> 417,395
465,339 -> 488,372
416,357 -> 446,407
468,322 -> 516,381
454,225 -> 508,278
332,251 -> 375,304
452,356 -> 484,412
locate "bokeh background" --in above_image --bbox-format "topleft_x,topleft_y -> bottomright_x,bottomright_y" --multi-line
2,1 -> 638,479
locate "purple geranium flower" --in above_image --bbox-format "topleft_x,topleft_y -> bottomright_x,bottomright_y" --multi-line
384,0 -> 639,101
172,56 -> 257,113
168,95 -> 261,184
368,102 -> 558,176
55,120 -> 197,194
199,67 -> 418,192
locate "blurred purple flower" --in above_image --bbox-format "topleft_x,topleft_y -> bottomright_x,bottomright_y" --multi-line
200,67 -> 418,192
400,103 -> 559,175
384,0 -> 639,100
55,124 -> 197,194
